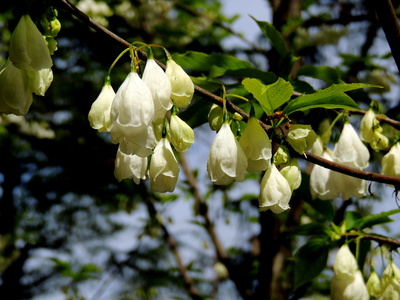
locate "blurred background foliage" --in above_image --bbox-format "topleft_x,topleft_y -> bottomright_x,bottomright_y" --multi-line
0,0 -> 400,299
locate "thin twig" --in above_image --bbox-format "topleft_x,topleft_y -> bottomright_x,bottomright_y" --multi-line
343,232 -> 400,250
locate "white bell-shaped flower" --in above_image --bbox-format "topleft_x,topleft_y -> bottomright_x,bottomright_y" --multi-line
310,151 -> 337,200
366,271 -> 381,297
333,122 -> 370,169
109,71 -> 156,155
329,168 -> 367,200
165,58 -> 194,108
149,138 -> 180,193
360,109 -> 376,143
169,114 -> 194,152
381,142 -> 400,178
27,68 -> 53,96
114,145 -> 148,184
331,244 -> 369,300
207,123 -> 248,185
88,81 -> 115,132
379,262 -> 400,300
142,58 -> 173,119
0,59 -> 33,115
118,133 -> 155,158
9,15 -> 52,71
258,164 -> 291,214
239,117 -> 272,172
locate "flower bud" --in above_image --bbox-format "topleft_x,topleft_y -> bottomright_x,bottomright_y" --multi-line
207,123 -> 247,185
380,262 -> 400,299
88,81 -> 115,132
149,138 -> 180,193
273,146 -> 290,166
258,164 -> 291,214
208,104 -> 224,131
366,270 -> 381,297
381,142 -> 400,178
169,114 -> 194,152
287,124 -> 317,155
239,117 -> 272,172
165,58 -> 194,108
280,159 -> 301,191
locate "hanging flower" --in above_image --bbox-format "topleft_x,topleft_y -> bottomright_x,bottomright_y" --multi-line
287,124 -> 317,155
0,59 -> 33,115
280,159 -> 301,191
88,80 -> 115,132
27,68 -> 54,96
310,151 -> 338,200
366,270 -> 381,298
109,71 -> 156,155
207,123 -> 247,185
379,262 -> 400,300
165,58 -> 194,108
381,142 -> 400,178
258,164 -> 291,214
333,122 -> 370,169
149,138 -> 180,193
114,145 -> 148,184
142,58 -> 172,120
360,109 -> 388,152
208,104 -> 224,131
331,244 -> 369,300
238,117 -> 272,172
168,114 -> 194,152
9,15 -> 52,71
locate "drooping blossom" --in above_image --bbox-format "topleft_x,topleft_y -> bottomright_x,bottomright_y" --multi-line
149,138 -> 180,193
168,114 -> 194,152
360,109 -> 388,151
381,142 -> 400,178
88,80 -> 115,132
287,124 -> 317,155
378,262 -> 400,300
207,123 -> 247,185
142,58 -> 172,120
280,159 -> 302,191
114,145 -> 148,184
165,58 -> 194,108
239,117 -> 272,172
331,244 -> 369,300
258,164 -> 291,214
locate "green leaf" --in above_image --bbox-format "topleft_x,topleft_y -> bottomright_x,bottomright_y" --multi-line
171,51 -> 254,78
294,238 -> 330,289
297,65 -> 343,85
251,16 -> 289,57
282,83 -> 379,115
242,77 -> 293,115
289,222 -> 331,237
308,198 -> 335,222
350,209 -> 400,230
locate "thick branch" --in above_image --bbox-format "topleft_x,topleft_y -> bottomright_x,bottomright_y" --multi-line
372,0 -> 400,73
138,185 -> 203,300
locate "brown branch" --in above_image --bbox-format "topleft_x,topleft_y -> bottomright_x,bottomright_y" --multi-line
343,232 -> 400,250
348,109 -> 400,131
56,0 -> 400,188
372,0 -> 400,73
138,184 -> 203,300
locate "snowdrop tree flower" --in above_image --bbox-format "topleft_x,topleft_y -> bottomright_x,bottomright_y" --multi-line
310,151 -> 339,200
109,71 -> 156,156
366,270 -> 381,298
169,114 -> 194,152
258,164 -> 291,214
165,58 -> 194,108
287,124 -> 317,155
9,15 -> 52,71
280,159 -> 301,191
149,138 -> 180,192
333,122 -> 370,169
207,123 -> 248,185
360,109 -> 388,152
114,145 -> 148,184
88,79 -> 115,132
239,117 -> 272,172
331,244 -> 369,300
379,262 -> 400,300
142,58 -> 173,120
381,142 -> 400,178
27,68 -> 54,96
0,59 -> 32,115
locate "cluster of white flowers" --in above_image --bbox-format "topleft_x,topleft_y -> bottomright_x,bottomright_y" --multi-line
331,244 -> 369,300
206,112 -> 315,213
88,50 -> 194,193
310,122 -> 370,200
0,13 -> 59,115
366,260 -> 400,299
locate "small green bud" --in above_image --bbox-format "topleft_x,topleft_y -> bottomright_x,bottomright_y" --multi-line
366,270 -> 381,297
208,104 -> 224,131
273,146 -> 290,166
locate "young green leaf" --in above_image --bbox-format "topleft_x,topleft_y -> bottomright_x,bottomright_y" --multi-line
242,77 -> 293,115
282,83 -> 380,115
297,65 -> 343,85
